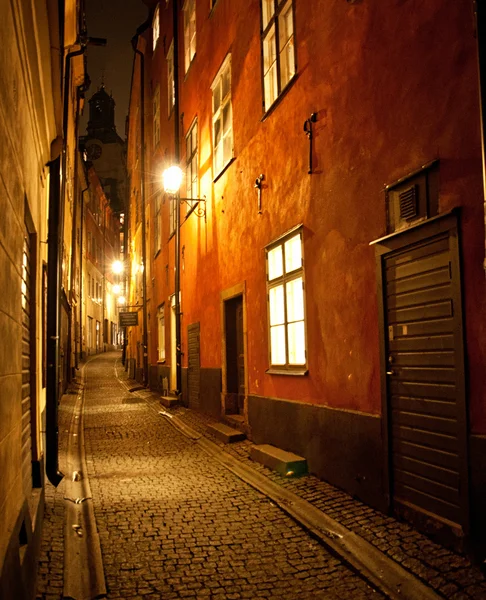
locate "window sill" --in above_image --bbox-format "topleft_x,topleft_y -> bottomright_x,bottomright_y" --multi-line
261,73 -> 299,122
213,156 -> 236,183
266,368 -> 308,376
157,359 -> 166,364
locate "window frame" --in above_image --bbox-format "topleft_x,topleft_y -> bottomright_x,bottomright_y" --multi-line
154,193 -> 162,255
211,54 -> 233,178
153,84 -> 160,148
260,0 -> 297,114
167,41 -> 175,116
183,0 -> 196,73
185,118 -> 198,214
153,4 -> 160,51
157,303 -> 166,361
265,225 -> 307,374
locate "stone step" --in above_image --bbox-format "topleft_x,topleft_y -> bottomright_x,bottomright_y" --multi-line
250,444 -> 308,477
208,423 -> 246,444
160,395 -> 181,408
222,413 -> 246,432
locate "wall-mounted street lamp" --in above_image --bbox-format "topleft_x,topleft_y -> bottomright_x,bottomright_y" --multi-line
162,166 -> 206,219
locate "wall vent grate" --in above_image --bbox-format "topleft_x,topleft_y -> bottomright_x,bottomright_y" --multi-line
399,185 -> 418,220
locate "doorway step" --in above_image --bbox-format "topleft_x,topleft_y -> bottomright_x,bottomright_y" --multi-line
208,422 -> 246,444
160,393 -> 182,408
250,444 -> 307,477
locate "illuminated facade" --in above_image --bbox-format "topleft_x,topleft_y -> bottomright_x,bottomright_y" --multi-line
0,1 -> 87,597
126,0 -> 486,557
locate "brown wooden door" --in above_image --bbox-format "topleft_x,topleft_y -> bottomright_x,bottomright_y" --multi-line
188,322 -> 200,410
381,221 -> 469,532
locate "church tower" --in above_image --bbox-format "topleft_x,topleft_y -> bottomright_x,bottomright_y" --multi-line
81,86 -> 126,213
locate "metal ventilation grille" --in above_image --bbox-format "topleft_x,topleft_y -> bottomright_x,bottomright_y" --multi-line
399,185 -> 418,220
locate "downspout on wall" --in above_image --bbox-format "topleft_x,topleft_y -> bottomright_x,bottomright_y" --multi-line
475,0 -> 486,274
46,36 -> 105,487
173,0 -> 182,396
131,36 -> 149,387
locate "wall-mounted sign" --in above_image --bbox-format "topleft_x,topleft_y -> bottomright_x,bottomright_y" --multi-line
119,311 -> 139,327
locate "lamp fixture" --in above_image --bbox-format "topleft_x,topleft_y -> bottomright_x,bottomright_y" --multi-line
162,166 -> 206,219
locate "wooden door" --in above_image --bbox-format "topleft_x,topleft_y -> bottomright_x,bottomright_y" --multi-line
379,216 -> 469,532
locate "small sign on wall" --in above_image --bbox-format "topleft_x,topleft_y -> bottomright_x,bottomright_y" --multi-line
119,312 -> 139,327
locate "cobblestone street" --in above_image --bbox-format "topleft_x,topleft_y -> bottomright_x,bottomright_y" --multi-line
36,353 -> 486,599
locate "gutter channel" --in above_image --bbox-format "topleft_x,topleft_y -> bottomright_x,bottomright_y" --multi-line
63,360 -> 106,600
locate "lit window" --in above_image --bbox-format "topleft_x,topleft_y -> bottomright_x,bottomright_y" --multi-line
158,304 -> 166,361
153,84 -> 160,147
185,119 -> 198,212
153,4 -> 160,51
211,55 -> 233,176
266,227 -> 306,370
154,193 -> 162,254
167,42 -> 175,115
183,0 -> 196,73
261,0 -> 296,112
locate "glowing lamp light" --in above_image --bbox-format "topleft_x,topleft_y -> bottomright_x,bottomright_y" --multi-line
112,260 -> 124,274
113,284 -> 121,295
117,296 -> 126,305
162,166 -> 183,194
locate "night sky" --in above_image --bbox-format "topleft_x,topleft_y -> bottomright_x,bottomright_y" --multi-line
81,0 -> 149,137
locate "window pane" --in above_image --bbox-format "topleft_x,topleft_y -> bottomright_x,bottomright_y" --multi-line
186,134 -> 191,157
262,0 -> 275,30
286,277 -> 304,322
269,284 -> 285,326
223,132 -> 232,165
287,321 -> 305,365
214,117 -> 222,146
222,103 -> 230,135
268,245 -> 283,280
284,233 -> 301,273
264,64 -> 278,110
222,68 -> 231,100
213,84 -> 221,112
192,122 -> 198,149
270,325 -> 286,365
263,26 -> 276,75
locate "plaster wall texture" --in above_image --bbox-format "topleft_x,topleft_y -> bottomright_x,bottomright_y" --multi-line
142,0 -> 485,427
0,0 -> 59,587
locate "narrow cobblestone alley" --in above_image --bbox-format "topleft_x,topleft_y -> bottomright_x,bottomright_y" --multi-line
36,352 -> 486,600
37,353 -> 381,599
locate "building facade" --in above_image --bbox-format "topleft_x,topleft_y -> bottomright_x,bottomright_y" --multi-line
125,0 -> 486,557
0,1 -> 88,597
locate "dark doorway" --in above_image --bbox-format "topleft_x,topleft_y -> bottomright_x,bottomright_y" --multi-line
376,214 -> 469,537
224,295 -> 245,415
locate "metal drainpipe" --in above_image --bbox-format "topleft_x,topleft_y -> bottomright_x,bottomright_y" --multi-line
475,1 -> 486,274
69,87 -> 82,373
132,44 -> 149,387
173,0 -> 182,396
79,180 -> 90,362
46,36 -> 106,487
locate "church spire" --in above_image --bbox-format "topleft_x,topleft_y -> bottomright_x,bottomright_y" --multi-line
86,86 -> 118,142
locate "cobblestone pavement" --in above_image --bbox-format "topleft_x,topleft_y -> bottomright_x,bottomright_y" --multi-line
152,398 -> 486,599
36,351 -> 486,599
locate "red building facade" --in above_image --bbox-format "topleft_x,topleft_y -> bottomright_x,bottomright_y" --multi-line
126,0 -> 486,556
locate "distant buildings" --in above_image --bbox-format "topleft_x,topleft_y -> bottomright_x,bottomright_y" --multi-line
125,0 -> 486,559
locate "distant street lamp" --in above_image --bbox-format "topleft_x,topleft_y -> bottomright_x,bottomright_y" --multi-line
118,296 -> 126,305
113,284 -> 121,295
112,259 -> 124,274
